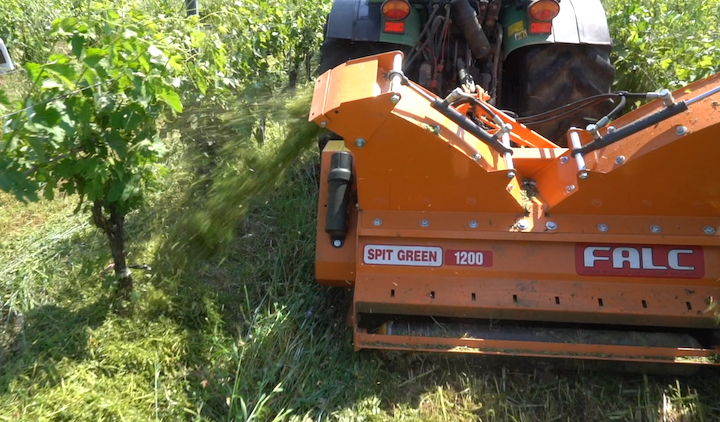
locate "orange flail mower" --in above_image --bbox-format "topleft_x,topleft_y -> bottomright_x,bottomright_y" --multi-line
309,51 -> 720,369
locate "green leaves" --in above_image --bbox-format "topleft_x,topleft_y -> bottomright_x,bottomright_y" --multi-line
606,0 -> 720,93
83,48 -> 107,68
158,89 -> 182,113
0,0 -> 189,220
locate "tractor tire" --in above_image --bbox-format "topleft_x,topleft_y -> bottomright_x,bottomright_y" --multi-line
317,38 -> 409,153
500,44 -> 615,147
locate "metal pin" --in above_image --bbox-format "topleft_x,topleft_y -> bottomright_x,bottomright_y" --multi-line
545,221 -> 557,231
650,224 -> 661,233
332,239 -> 343,248
320,121 -> 327,128
517,220 -> 530,231
420,219 -> 429,227
615,156 -> 625,165
560,156 -> 569,165
569,131 -> 587,174
501,130 -> 515,177
676,125 -> 688,136
390,94 -> 401,104
373,218 -> 382,226
473,153 -> 482,161
704,226 -> 716,235
579,171 -> 588,180
566,185 -> 576,193
468,220 -> 478,229
597,223 -> 608,232
355,138 -> 365,147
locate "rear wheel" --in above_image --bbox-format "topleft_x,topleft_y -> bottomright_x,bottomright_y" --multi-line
500,44 -> 616,147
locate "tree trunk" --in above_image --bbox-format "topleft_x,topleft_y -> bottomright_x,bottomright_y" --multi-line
305,52 -> 313,81
287,66 -> 299,90
92,201 -> 133,298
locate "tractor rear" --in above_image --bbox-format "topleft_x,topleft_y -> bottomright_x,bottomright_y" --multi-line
311,0 -> 720,371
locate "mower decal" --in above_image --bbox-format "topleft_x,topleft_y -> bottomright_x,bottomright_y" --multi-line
445,250 -> 493,267
575,243 -> 704,278
363,245 -> 442,267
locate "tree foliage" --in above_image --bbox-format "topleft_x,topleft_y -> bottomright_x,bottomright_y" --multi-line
0,0 -> 329,300
604,0 -> 720,93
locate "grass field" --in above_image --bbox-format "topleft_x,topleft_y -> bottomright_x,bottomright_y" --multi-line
2,0 -> 720,420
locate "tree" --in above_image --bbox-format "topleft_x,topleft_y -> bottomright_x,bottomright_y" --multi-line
0,6 -> 184,301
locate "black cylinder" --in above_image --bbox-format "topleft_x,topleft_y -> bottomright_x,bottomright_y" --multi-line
451,0 -> 492,59
325,152 -> 353,241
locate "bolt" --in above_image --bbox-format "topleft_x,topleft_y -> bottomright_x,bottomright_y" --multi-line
566,185 -> 576,193
468,220 -> 478,229
373,218 -> 382,226
615,156 -> 625,165
650,224 -> 661,233
420,219 -> 429,227
546,221 -> 558,231
355,138 -> 365,148
704,226 -> 716,235
507,171 -> 516,179
597,223 -> 609,232
676,125 -> 688,136
579,171 -> 588,180
517,220 -> 530,231
560,156 -> 569,165
473,153 -> 482,161
320,121 -> 327,128
390,94 -> 401,104
606,126 -> 616,133
332,239 -> 343,248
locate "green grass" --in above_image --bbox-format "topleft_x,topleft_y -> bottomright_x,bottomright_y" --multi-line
2,83 -> 720,421
2,0 -> 720,420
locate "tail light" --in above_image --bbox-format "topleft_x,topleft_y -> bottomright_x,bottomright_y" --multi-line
382,0 -> 411,20
528,0 -> 560,22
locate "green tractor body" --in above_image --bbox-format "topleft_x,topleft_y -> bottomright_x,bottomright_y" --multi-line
320,0 -> 616,145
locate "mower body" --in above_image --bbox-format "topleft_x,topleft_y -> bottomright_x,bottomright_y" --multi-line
310,51 -> 720,369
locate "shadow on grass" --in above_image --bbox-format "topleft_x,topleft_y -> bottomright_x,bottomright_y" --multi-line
0,297 -> 112,394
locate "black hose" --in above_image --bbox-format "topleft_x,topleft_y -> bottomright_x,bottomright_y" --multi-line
573,101 -> 688,155
518,92 -> 647,126
451,96 -> 500,123
450,0 -> 491,59
431,98 -> 510,154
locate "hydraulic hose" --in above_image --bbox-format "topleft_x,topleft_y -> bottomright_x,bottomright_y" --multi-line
450,0 -> 491,59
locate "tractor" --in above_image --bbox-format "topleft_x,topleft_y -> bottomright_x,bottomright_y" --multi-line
318,0 -> 615,147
